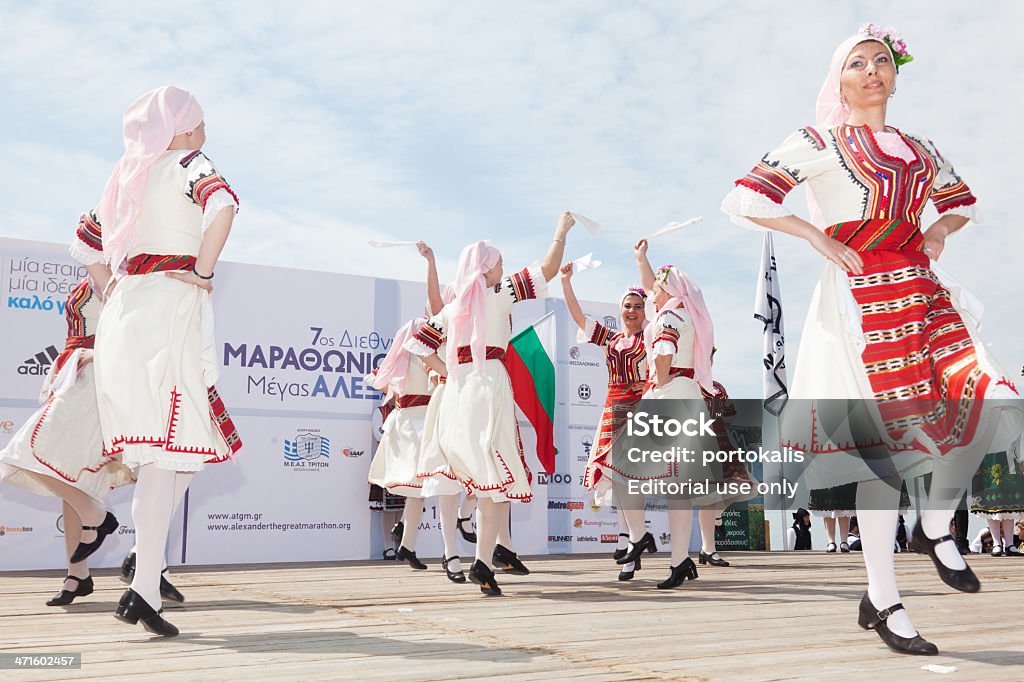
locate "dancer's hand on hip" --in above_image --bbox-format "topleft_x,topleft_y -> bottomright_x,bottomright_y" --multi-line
167,270 -> 214,292
812,233 -> 864,275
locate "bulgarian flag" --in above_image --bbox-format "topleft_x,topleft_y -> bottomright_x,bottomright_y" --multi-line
506,312 -> 557,474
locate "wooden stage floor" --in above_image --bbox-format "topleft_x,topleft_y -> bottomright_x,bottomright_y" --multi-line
1,551 -> 1021,681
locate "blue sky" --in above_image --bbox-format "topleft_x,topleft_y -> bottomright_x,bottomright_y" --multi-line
1,1 -> 1021,396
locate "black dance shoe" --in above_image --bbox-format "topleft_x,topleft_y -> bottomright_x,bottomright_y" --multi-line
442,555 -> 467,583
391,521 -> 404,548
656,557 -> 699,589
493,544 -> 530,575
457,516 -> 477,544
468,560 -> 502,596
909,521 -> 980,593
119,552 -> 185,603
114,588 -> 179,637
616,532 -> 658,565
382,548 -> 397,560
857,592 -> 938,656
69,512 -> 118,563
617,556 -> 642,581
46,575 -> 93,607
396,546 -> 428,570
840,542 -> 851,553
612,533 -> 630,561
698,550 -> 730,567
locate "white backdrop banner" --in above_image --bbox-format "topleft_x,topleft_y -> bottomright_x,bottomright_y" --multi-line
0,237 -> 640,570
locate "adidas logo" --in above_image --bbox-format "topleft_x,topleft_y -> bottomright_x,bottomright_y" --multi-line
18,345 -> 60,376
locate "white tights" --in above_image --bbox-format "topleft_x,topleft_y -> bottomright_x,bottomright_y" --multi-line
400,501 -> 423,550
438,494 -> 462,572
475,497 -> 503,567
130,465 -> 193,610
668,508 -> 693,566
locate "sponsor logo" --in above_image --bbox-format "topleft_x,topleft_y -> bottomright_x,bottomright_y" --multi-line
283,429 -> 331,470
342,448 -> 364,458
0,524 -> 33,536
576,454 -> 588,463
660,531 -> 671,545
581,434 -> 593,457
0,419 -> 14,435
547,500 -> 584,511
56,515 -> 64,534
577,384 -> 592,401
601,534 -> 619,543
569,346 -> 581,360
536,472 -> 571,485
548,535 -> 573,542
575,519 -> 619,528
17,345 -> 60,376
575,535 -> 598,542
590,499 -> 602,512
602,315 -> 618,329
573,518 -> 583,528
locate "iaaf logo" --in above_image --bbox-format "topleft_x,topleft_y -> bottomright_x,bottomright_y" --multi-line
342,447 -> 364,458
283,429 -> 331,470
17,345 -> 60,376
601,534 -> 619,543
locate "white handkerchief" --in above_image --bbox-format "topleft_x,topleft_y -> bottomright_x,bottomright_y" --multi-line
649,216 -> 703,239
572,252 -> 603,272
368,240 -> 418,248
570,212 -> 603,235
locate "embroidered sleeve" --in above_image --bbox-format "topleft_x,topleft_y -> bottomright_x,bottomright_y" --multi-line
180,151 -> 240,212
652,310 -> 683,358
405,310 -> 446,356
68,209 -> 105,265
576,316 -> 613,346
732,127 -> 832,204
500,261 -> 549,303
914,137 -> 980,221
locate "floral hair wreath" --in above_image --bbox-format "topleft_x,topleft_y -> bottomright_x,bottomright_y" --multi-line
860,23 -> 913,71
654,264 -> 673,286
624,286 -> 647,301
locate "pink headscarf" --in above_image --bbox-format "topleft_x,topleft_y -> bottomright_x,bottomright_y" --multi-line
809,32 -> 896,227
370,316 -> 428,397
96,86 -> 205,271
645,266 -> 715,392
614,287 -> 648,351
815,31 -> 897,130
447,241 -> 501,374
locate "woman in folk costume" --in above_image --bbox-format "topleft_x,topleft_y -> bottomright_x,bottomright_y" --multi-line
406,213 -> 575,595
560,258 -> 649,581
615,254 -> 720,589
368,243 -> 456,574
968,444 -> 1024,556
369,393 -> 405,559
721,26 -> 1022,654
92,86 -> 242,637
0,217 -> 134,606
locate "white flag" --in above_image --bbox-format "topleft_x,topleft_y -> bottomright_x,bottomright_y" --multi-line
368,240 -> 418,248
569,212 -> 603,235
754,233 -> 788,415
571,252 -> 603,272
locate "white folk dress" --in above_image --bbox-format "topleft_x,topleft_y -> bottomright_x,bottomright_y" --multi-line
94,150 -> 241,471
367,357 -> 434,498
0,219 -> 132,501
406,264 -> 547,502
722,124 -> 1023,487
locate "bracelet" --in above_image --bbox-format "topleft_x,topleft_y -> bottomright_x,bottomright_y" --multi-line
552,237 -> 566,243
192,265 -> 214,280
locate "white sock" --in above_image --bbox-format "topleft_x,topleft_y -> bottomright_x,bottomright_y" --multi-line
495,501 -> 514,552
400,502 -> 424,550
438,495 -> 462,572
668,508 -> 693,567
1001,519 -> 1015,550
475,497 -> 500,567
616,509 -> 630,550
698,508 -> 719,554
130,465 -> 179,611
858,481 -> 916,638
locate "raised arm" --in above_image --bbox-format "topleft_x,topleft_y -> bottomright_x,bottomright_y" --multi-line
540,212 -> 575,282
634,239 -> 655,291
419,241 -> 443,315
559,263 -> 587,331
